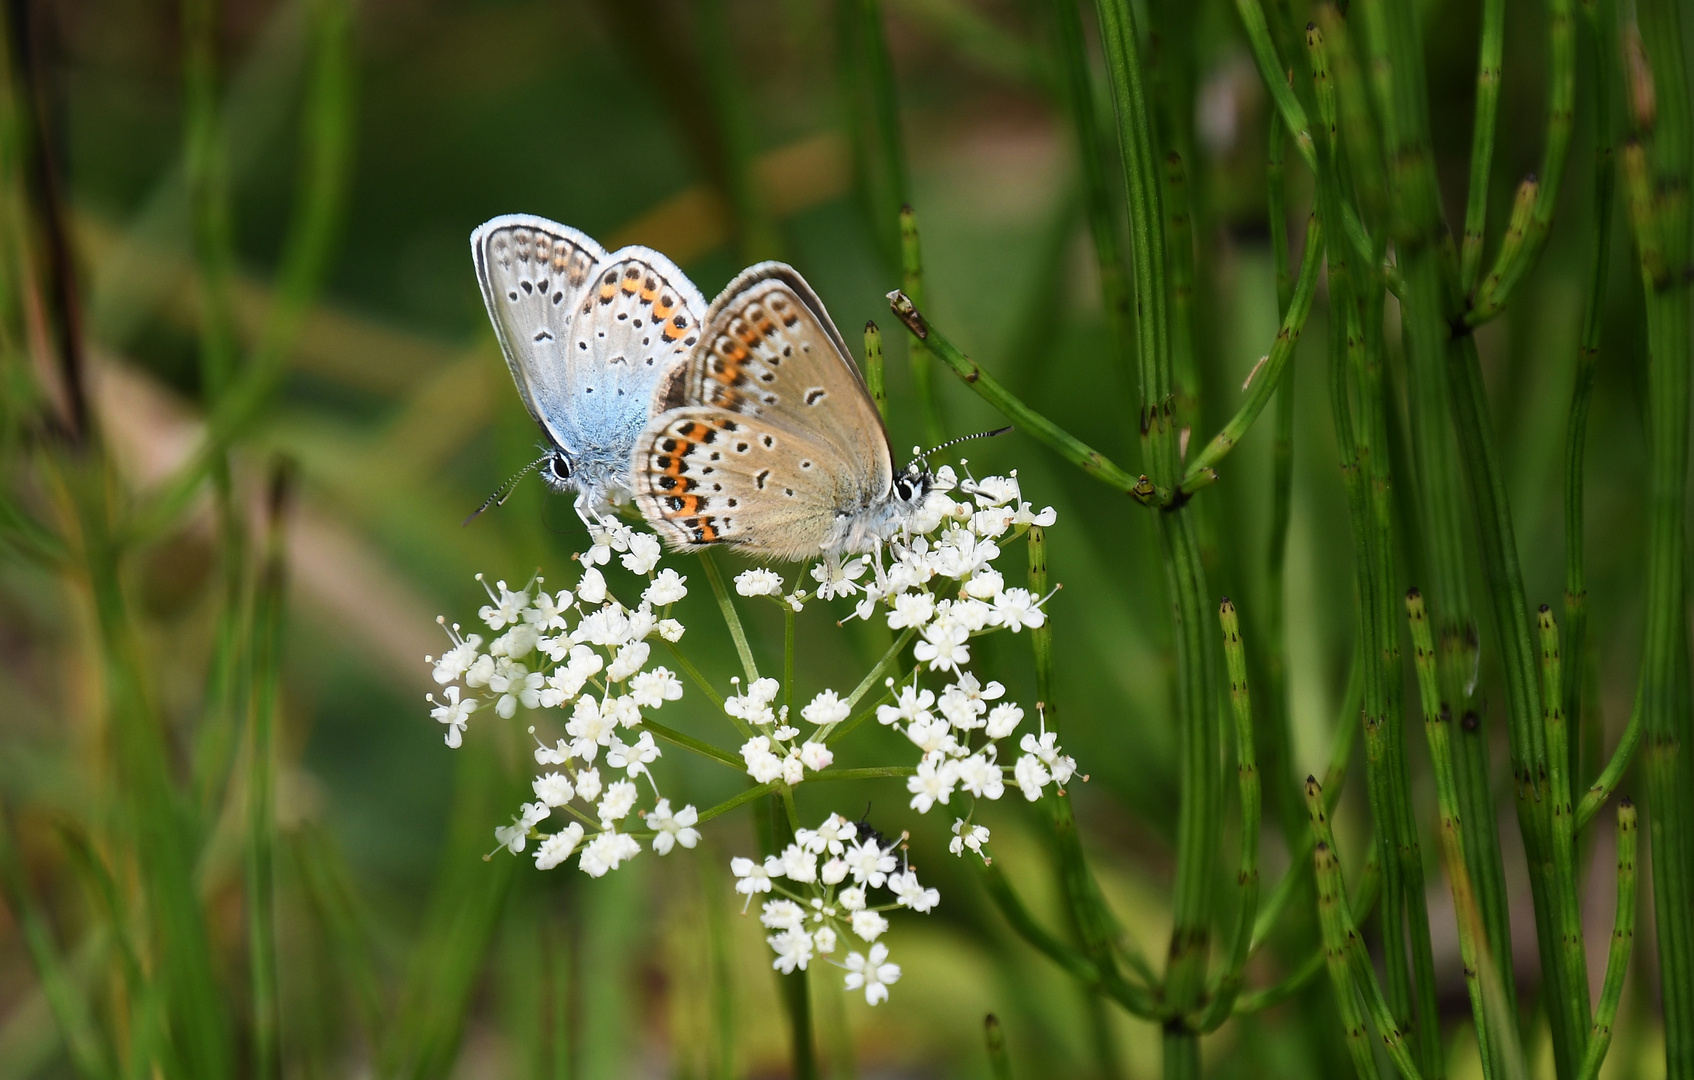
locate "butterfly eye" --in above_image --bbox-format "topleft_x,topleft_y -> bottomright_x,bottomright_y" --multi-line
549,455 -> 573,481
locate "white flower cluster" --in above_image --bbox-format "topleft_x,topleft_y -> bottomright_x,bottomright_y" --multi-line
728,469 -> 1075,860
731,812 -> 938,1005
424,519 -> 696,876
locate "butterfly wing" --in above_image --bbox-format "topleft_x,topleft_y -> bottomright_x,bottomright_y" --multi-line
634,264 -> 900,558
472,215 -> 706,503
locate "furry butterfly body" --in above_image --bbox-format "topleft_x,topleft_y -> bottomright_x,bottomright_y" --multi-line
472,215 -> 706,511
631,263 -> 931,561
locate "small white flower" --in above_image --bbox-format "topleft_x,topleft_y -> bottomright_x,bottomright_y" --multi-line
776,843 -> 819,883
534,822 -> 584,870
768,928 -> 813,973
850,908 -> 889,941
597,780 -> 639,826
877,685 -> 934,727
620,533 -> 663,575
607,640 -> 651,681
813,925 -> 838,956
781,750 -> 806,786
429,623 -> 483,685
1021,728 -> 1078,785
736,568 -> 784,597
801,689 -> 851,727
985,702 -> 1024,739
575,605 -> 632,648
533,772 -> 575,807
799,741 -> 834,772
429,686 -> 476,748
603,695 -> 641,729
628,667 -> 683,709
967,474 -> 1019,507
761,899 -> 807,931
913,623 -> 970,674
579,830 -> 641,877
1014,753 -> 1052,801
495,800 -> 549,855
490,662 -> 544,718
732,856 -> 773,896
577,567 -> 608,605
464,653 -> 495,688
886,591 -> 936,631
811,555 -> 867,600
1011,502 -> 1057,528
907,757 -> 959,813
843,943 -> 901,1005
810,813 -> 857,855
889,870 -> 940,912
573,766 -> 603,804
524,588 -> 573,630
606,731 -> 660,776
657,618 -> 686,642
741,736 -> 785,783
821,857 -> 848,884
843,838 -> 898,887
478,578 -> 530,631
964,568 -> 1005,599
956,753 -> 1005,800
904,715 -> 961,757
838,884 -> 867,911
642,568 -> 688,606
950,819 -> 992,858
991,588 -> 1046,632
648,799 -> 700,854
490,622 -> 540,658
566,696 -> 617,758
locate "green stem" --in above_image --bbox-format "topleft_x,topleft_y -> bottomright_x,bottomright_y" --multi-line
697,550 -> 760,683
1305,779 -> 1384,1080
1182,213 -> 1323,488
886,292 -> 1153,502
985,1014 -> 1015,1080
900,204 -> 945,448
1576,801 -> 1638,1080
1197,599 -> 1261,1031
1459,0 -> 1506,290
1028,526 -> 1054,731
637,719 -> 742,770
1628,0 -> 1694,1058
863,320 -> 887,421
245,463 -> 292,1080
1576,695 -> 1641,831
1236,854 -> 1379,1015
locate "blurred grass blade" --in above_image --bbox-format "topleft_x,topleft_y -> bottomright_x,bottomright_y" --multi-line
0,803 -> 114,1080
246,460 -> 295,1080
290,825 -> 386,1043
985,1013 -> 1014,1079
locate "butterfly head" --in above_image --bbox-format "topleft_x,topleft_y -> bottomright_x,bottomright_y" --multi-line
542,449 -> 575,490
892,459 -> 932,507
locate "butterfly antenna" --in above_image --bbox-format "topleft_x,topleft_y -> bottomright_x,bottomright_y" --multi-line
917,425 -> 1013,465
462,455 -> 549,526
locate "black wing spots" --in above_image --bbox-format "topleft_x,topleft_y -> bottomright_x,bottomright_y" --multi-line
617,312 -> 629,321
533,329 -> 554,342
552,291 -> 564,304
800,460 -> 814,470
658,475 -> 678,490
673,314 -> 688,329
537,278 -> 549,294
508,290 -> 519,301
734,441 -> 751,454
709,451 -> 722,461
759,371 -> 777,383
684,335 -> 698,346
603,271 -> 617,285
755,470 -> 770,489
760,393 -> 779,405
781,345 -> 793,358
726,498 -> 739,508
646,357 -> 655,365
711,482 -> 723,492
784,487 -> 795,497
578,341 -> 588,351
805,388 -> 826,405
521,280 -> 534,294
585,386 -> 594,394
760,434 -> 776,448
633,318 -> 643,328
643,337 -> 652,346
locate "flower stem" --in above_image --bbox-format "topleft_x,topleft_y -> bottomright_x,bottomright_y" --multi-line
697,550 -> 760,683
1576,800 -> 1638,1080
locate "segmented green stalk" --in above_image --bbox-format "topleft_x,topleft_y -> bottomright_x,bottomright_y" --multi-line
886,293 -> 1152,501
1197,600 -> 1261,1030
863,320 -> 887,420
1090,7 -> 1216,1076
1627,0 -> 1694,1064
1304,779 -> 1383,1080
1466,0 -> 1576,322
1165,152 -> 1199,434
1408,590 -> 1501,1079
1576,801 -> 1638,1080
899,204 -> 945,447
1182,214 -> 1322,488
1232,0 -> 1317,169
1459,0 -> 1505,290
1046,0 -> 1137,407
1576,694 -> 1641,830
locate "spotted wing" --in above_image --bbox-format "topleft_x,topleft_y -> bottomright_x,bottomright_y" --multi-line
634,263 -> 898,558
472,215 -> 706,496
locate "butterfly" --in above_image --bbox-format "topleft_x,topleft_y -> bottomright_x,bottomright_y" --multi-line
470,215 -> 707,514
630,262 -> 934,561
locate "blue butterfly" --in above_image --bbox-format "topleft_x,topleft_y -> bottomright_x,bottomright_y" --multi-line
470,215 -> 706,515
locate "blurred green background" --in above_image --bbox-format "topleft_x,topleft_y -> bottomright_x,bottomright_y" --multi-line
0,0 -> 1675,1076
